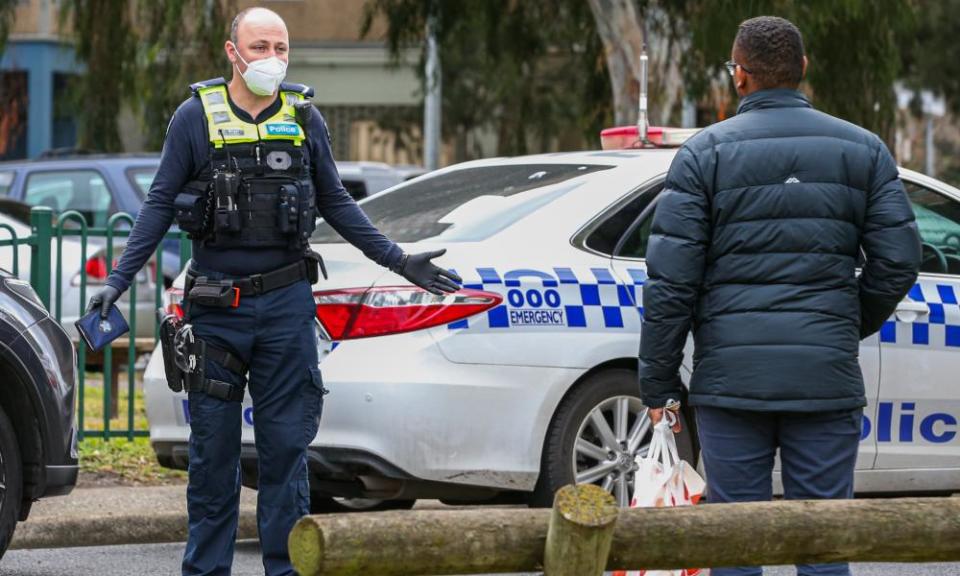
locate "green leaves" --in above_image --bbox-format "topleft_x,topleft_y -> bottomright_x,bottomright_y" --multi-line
664,0 -> 917,142
59,0 -> 137,152
59,0 -> 234,152
902,0 -> 960,116
364,0 -> 611,159
0,0 -> 16,55
133,0 -> 234,150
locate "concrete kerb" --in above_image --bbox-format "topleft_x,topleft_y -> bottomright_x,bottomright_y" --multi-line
8,485 -> 498,551
10,510 -> 258,550
10,485 -> 258,550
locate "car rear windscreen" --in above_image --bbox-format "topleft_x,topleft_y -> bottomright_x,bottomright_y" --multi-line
0,171 -> 14,196
126,167 -> 158,198
312,163 -> 612,244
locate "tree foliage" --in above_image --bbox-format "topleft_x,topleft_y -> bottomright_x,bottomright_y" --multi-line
362,0 -> 610,159
60,0 -> 233,152
367,0 -> 925,153
901,0 -> 960,115
61,0 -> 137,152
668,0 -> 917,142
135,0 -> 234,149
0,0 -> 16,54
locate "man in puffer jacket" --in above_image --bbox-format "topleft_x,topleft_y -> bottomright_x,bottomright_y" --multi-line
639,16 -> 921,576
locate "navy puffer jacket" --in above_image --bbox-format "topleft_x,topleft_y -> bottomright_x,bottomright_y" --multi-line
639,89 -> 921,412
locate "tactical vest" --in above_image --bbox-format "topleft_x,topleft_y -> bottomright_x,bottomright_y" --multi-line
174,78 -> 317,251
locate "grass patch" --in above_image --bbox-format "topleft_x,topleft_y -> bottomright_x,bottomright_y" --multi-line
77,374 -> 186,485
79,437 -> 186,485
78,375 -> 149,433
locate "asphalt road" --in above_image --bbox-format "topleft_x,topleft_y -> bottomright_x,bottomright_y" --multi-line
1,542 -> 958,576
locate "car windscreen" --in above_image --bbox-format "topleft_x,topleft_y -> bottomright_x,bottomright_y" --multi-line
312,163 -> 613,244
126,167 -> 158,198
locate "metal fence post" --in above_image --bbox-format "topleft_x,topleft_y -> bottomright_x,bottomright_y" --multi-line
29,207 -> 54,309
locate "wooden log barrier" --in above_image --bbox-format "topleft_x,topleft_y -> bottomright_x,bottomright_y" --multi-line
288,496 -> 960,576
289,508 -> 552,576
608,497 -> 960,569
543,484 -> 619,576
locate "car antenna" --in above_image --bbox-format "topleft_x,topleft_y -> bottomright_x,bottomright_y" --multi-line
638,43 -> 649,147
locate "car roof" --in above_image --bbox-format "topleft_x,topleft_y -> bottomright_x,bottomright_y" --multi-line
441,148 -> 678,170
0,154 -> 161,170
336,161 -> 401,176
434,148 -> 675,216
344,148 -> 677,248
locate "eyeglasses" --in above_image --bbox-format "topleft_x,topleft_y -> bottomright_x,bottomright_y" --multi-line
724,60 -> 751,77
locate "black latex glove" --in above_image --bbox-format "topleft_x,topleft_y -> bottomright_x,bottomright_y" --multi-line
393,250 -> 462,295
85,285 -> 122,319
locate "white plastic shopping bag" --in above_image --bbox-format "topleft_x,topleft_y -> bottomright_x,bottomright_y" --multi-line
612,415 -> 707,576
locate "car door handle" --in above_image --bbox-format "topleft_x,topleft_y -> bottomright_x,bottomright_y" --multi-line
894,300 -> 929,322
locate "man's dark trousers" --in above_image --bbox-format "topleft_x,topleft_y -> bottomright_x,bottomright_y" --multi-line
696,406 -> 863,576
180,264 -> 324,576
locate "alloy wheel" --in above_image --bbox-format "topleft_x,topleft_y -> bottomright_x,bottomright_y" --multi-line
572,395 -> 651,508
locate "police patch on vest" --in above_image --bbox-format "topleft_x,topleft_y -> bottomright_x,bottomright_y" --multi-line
218,127 -> 245,138
205,91 -> 225,105
265,123 -> 301,137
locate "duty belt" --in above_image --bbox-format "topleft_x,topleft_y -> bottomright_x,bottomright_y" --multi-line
185,259 -> 310,307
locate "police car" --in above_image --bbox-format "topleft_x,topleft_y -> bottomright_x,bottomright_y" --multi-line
144,126 -> 960,509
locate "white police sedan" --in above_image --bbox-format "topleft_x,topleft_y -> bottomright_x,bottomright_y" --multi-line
145,129 -> 960,509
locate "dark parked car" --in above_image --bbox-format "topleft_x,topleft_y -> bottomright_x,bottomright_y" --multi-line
0,156 -> 413,277
0,269 -> 78,556
0,154 -> 181,284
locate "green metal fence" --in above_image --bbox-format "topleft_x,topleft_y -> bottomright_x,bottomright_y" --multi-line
0,206 -> 191,440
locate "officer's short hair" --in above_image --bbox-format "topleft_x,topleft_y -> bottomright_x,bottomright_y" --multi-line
231,8 -> 254,44
733,16 -> 805,89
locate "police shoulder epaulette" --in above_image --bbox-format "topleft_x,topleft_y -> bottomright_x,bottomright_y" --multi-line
280,82 -> 314,98
189,77 -> 227,96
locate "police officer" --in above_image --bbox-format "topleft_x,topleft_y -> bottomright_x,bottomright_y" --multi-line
85,7 -> 461,576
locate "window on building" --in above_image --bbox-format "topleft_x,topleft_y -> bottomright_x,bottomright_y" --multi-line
0,71 -> 29,161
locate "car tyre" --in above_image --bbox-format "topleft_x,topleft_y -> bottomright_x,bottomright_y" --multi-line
530,368 -> 693,508
0,405 -> 22,559
309,494 -> 416,514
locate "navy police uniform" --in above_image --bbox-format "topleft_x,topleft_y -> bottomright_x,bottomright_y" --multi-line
107,78 -> 403,576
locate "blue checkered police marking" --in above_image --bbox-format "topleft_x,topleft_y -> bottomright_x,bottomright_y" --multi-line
449,266 -> 648,330
880,282 -> 960,348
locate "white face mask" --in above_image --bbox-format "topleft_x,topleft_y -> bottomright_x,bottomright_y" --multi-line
231,43 -> 287,96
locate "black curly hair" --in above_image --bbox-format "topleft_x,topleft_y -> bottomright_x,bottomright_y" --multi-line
733,16 -> 805,89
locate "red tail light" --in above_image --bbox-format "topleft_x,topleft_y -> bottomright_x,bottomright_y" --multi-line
85,255 -> 108,280
314,286 -> 502,340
